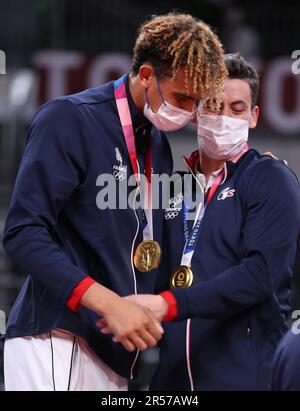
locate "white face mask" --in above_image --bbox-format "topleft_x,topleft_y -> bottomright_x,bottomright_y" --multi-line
143,78 -> 194,132
197,114 -> 249,160
144,100 -> 194,131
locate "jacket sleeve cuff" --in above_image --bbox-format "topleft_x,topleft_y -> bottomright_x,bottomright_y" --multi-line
160,291 -> 178,322
168,288 -> 189,321
67,276 -> 96,312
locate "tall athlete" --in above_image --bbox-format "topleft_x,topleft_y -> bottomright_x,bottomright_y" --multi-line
2,13 -> 227,390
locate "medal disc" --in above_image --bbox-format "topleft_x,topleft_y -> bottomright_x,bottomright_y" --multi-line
170,265 -> 194,288
133,240 -> 162,272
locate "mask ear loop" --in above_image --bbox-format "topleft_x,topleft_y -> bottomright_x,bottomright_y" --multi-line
145,88 -> 150,108
154,74 -> 167,107
196,100 -> 207,124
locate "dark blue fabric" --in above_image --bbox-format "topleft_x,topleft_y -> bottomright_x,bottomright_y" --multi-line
152,150 -> 300,390
272,329 -> 300,390
2,75 -> 173,378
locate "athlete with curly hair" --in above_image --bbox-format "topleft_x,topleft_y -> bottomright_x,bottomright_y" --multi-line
3,13 -> 227,390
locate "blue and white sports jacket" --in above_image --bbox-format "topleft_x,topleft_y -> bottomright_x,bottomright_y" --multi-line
2,75 -> 173,379
152,149 -> 300,391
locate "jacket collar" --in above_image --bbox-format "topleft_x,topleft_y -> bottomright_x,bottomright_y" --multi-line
183,145 -> 250,180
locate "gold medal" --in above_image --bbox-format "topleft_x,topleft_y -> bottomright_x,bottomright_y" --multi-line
170,265 -> 194,288
133,240 -> 162,272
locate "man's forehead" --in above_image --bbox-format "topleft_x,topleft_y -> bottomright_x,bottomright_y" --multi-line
167,69 -> 203,100
200,78 -> 253,112
169,78 -> 253,103
222,78 -> 252,103
171,89 -> 198,100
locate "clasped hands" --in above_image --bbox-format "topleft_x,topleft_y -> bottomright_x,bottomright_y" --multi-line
97,294 -> 168,352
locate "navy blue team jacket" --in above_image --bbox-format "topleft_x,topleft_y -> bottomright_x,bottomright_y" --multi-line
2,75 -> 173,378
151,149 -> 300,391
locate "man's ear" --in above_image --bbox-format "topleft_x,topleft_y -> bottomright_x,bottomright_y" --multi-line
138,64 -> 155,90
249,105 -> 259,129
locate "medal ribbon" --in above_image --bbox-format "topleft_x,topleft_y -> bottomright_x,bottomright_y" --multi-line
180,144 -> 249,268
114,75 -> 153,240
180,170 -> 225,267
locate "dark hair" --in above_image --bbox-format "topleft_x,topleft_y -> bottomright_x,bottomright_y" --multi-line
132,13 -> 227,95
224,53 -> 259,107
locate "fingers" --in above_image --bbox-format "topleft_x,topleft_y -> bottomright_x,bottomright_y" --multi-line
100,326 -> 111,334
113,337 -> 136,352
96,319 -> 112,334
96,319 -> 106,328
264,151 -> 277,159
110,316 -> 163,352
97,319 -> 158,343
113,333 -> 146,351
263,152 -> 288,165
145,310 -> 164,341
113,329 -> 159,352
97,321 -> 160,346
96,300 -> 164,352
126,334 -> 148,351
138,329 -> 160,348
111,312 -> 163,350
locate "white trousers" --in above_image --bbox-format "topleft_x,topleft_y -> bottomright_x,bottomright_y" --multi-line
4,329 -> 128,391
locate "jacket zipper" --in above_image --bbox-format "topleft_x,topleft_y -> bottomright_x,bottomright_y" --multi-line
247,319 -> 252,350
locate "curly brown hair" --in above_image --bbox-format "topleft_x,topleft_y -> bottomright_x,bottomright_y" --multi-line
132,13 -> 227,96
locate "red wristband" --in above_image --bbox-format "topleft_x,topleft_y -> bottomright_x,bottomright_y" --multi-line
67,277 -> 96,312
160,290 -> 178,322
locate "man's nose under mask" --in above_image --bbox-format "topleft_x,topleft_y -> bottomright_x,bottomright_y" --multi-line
143,79 -> 194,132
197,113 -> 249,160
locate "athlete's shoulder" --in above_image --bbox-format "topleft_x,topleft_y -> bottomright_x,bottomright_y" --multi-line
31,80 -> 116,128
64,80 -> 115,107
240,148 -> 299,188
